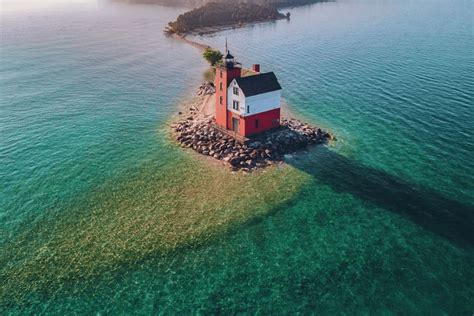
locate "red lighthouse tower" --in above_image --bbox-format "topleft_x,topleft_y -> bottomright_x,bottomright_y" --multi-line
214,50 -> 242,129
214,44 -> 282,138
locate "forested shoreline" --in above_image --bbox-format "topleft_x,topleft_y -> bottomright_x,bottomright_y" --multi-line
165,2 -> 286,34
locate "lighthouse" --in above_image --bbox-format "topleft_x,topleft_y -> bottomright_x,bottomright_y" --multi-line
214,46 -> 282,137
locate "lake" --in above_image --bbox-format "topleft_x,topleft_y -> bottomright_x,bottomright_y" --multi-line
1,0 -> 473,313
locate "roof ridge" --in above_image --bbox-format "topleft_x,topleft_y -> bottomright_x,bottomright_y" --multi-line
236,71 -> 275,80
234,71 -> 281,97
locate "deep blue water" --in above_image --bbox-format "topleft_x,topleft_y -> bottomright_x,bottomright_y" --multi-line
1,0 -> 473,313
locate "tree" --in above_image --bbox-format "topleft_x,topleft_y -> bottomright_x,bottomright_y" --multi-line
203,48 -> 223,66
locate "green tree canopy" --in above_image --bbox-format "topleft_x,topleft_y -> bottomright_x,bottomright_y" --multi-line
203,48 -> 223,66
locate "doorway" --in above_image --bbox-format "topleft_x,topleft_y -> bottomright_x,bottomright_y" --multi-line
232,117 -> 239,133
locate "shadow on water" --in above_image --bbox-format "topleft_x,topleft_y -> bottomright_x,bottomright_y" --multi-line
287,146 -> 474,248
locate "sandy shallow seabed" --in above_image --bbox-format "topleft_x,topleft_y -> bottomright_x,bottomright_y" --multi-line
1,81 -> 311,307
0,29 -> 332,309
1,152 -> 310,307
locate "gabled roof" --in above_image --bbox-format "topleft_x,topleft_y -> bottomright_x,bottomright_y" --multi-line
234,72 -> 282,97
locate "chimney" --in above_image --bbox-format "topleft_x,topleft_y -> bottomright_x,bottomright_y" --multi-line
252,64 -> 260,73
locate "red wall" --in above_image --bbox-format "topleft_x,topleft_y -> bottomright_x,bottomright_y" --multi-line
225,108 -> 280,137
242,108 -> 280,137
214,66 -> 241,129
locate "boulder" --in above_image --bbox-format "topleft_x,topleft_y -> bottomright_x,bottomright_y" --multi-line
230,157 -> 241,166
174,112 -> 334,171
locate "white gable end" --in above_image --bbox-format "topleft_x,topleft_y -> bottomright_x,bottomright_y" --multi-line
227,79 -> 281,117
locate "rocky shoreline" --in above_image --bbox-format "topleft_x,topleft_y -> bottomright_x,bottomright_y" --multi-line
171,82 -> 334,172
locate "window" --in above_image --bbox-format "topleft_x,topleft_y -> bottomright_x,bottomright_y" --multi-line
232,100 -> 239,110
255,119 -> 259,128
272,118 -> 279,125
220,71 -> 223,78
219,82 -> 223,91
219,96 -> 223,105
247,105 -> 249,113
233,87 -> 239,95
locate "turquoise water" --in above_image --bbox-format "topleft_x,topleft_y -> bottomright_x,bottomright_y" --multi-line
1,0 -> 474,314
1,2 -> 205,241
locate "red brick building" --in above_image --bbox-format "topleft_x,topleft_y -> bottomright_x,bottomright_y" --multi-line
215,51 -> 282,137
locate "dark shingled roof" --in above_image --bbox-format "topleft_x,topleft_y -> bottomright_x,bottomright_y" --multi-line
234,72 -> 282,97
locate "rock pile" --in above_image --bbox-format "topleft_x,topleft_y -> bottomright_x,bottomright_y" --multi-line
197,81 -> 215,96
173,116 -> 332,172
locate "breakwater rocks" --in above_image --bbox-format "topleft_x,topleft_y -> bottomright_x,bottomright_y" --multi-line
172,116 -> 333,172
197,81 -> 215,96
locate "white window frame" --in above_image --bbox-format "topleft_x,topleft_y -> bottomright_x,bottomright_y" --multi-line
232,100 -> 239,110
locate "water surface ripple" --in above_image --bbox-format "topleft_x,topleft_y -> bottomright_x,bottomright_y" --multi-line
1,0 -> 473,314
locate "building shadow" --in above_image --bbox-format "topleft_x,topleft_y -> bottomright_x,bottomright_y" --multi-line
286,147 -> 474,248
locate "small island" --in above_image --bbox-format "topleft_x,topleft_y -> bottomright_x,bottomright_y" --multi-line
171,49 -> 334,172
165,2 -> 287,34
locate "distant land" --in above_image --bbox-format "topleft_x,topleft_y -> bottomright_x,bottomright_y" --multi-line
166,2 -> 286,34
163,0 -> 329,34
114,0 -> 328,9
114,0 -> 329,34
